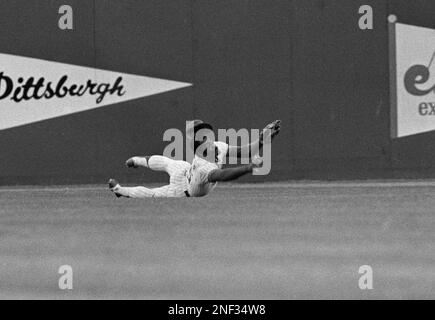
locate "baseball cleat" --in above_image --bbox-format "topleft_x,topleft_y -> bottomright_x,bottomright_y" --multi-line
108,178 -> 122,198
125,157 -> 138,168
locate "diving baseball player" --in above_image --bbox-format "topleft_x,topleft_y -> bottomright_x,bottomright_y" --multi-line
108,120 -> 281,198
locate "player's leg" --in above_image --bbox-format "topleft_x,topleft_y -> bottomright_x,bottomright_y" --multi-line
118,157 -> 190,198
126,155 -> 180,175
112,184 -> 174,198
168,160 -> 191,197
113,185 -> 158,198
125,156 -> 149,168
109,179 -> 184,198
125,156 -> 150,168
108,178 -> 188,198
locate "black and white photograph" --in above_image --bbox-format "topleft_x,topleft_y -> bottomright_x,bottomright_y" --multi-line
0,0 -> 434,304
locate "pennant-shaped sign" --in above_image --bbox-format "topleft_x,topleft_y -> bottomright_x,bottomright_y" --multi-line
0,53 -> 191,130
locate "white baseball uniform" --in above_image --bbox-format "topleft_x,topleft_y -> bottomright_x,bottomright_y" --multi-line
114,141 -> 229,198
186,141 -> 229,197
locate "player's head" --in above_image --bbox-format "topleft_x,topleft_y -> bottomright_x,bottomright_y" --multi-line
195,140 -> 219,163
186,119 -> 215,152
193,121 -> 214,152
186,119 -> 205,139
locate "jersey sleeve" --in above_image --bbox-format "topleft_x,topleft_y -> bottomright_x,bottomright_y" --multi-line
199,163 -> 217,183
214,141 -> 229,164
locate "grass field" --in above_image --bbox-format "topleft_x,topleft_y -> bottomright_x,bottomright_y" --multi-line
0,181 -> 434,299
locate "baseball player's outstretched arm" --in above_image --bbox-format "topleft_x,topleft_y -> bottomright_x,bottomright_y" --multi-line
207,165 -> 255,183
226,120 -> 281,160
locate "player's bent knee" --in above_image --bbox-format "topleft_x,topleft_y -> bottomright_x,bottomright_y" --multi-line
148,155 -> 173,171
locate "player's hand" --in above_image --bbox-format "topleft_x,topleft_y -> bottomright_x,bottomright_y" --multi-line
248,154 -> 264,175
260,120 -> 281,143
251,154 -> 263,168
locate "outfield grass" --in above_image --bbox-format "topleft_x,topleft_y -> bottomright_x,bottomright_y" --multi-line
0,181 -> 434,299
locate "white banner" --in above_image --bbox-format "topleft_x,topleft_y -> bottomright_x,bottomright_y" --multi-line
0,53 -> 191,130
391,22 -> 435,138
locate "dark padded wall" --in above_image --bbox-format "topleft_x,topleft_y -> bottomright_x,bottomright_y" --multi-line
291,0 -> 391,179
0,0 -> 194,185
0,0 -> 98,185
191,0 -> 293,182
93,0 -> 194,184
0,0 -> 435,185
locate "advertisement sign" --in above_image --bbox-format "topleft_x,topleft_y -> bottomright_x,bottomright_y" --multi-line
0,53 -> 191,130
390,20 -> 435,138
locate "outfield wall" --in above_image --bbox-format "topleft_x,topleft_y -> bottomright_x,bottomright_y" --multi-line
0,0 -> 435,185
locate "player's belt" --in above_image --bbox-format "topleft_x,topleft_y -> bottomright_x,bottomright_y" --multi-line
184,190 -> 190,197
